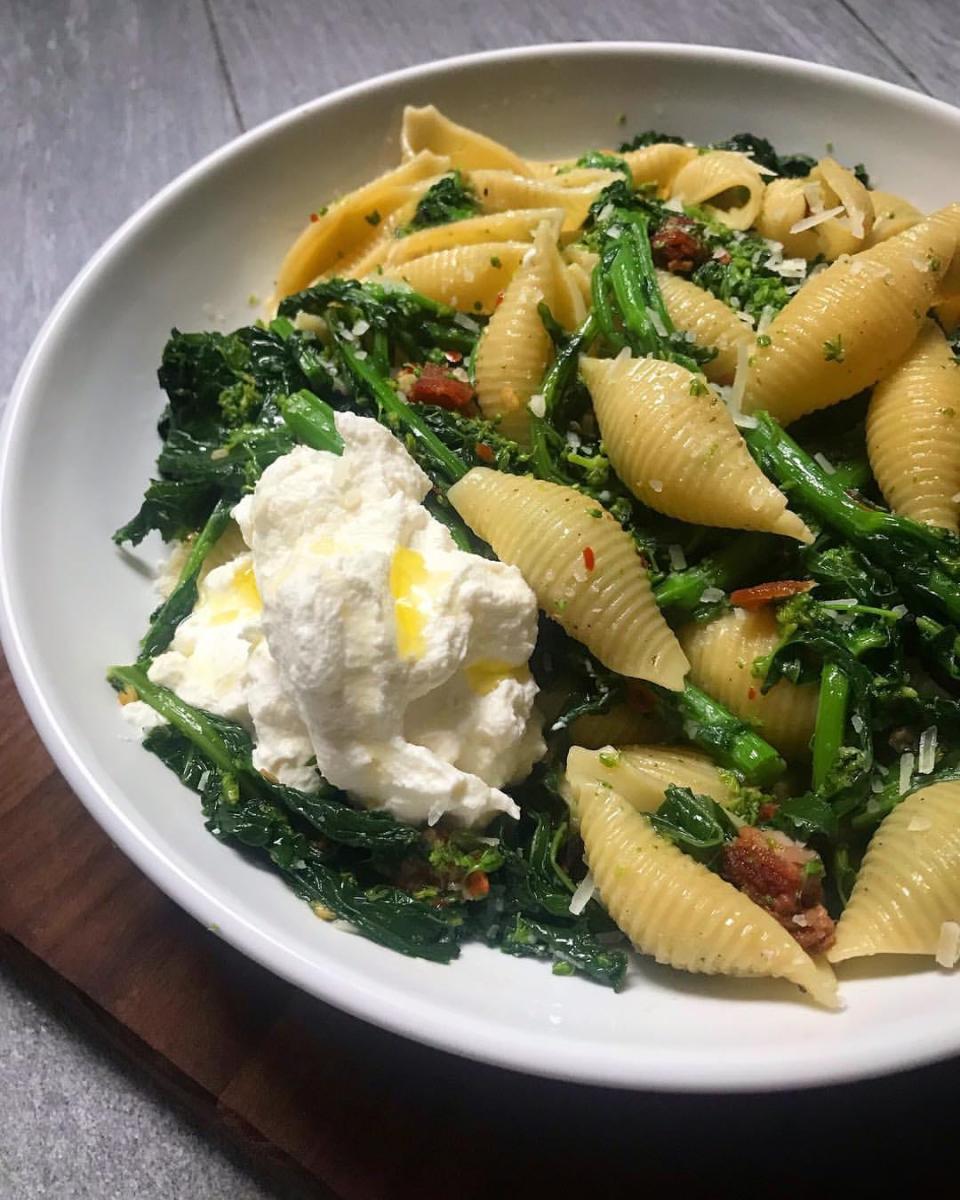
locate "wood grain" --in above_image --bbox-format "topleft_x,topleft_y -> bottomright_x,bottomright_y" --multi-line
205,0 -> 920,129
0,0 -> 240,392
842,0 -> 960,104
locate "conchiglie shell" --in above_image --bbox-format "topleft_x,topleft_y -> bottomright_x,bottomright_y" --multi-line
867,320 -> 960,532
621,143 -> 698,194
670,151 -> 766,231
865,189 -> 923,247
447,469 -> 688,689
925,203 -> 960,296
470,170 -> 612,232
552,262 -> 588,331
274,151 -> 450,298
384,208 -> 563,268
937,296 -> 960,334
474,222 -> 559,442
341,200 -> 418,278
655,270 -> 754,384
679,608 -> 818,760
566,743 -> 734,816
401,104 -> 531,174
756,164 -> 873,262
742,216 -> 957,424
828,780 -> 960,963
578,785 -> 839,1007
807,157 -> 874,258
579,354 -> 811,542
568,705 -> 670,752
755,178 -> 821,260
382,242 -> 527,313
564,261 -> 594,312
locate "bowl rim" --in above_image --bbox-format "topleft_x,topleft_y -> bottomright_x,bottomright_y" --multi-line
4,40 -> 960,1093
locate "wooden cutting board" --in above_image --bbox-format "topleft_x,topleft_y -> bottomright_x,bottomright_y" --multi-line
2,648 -> 959,1198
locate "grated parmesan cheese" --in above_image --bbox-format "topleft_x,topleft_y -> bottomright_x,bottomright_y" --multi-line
899,751 -> 915,795
663,196 -> 684,213
527,393 -> 546,418
907,815 -> 932,833
649,479 -> 663,493
646,307 -> 669,338
454,313 -> 480,332
936,922 -> 960,969
667,544 -> 687,571
802,181 -> 826,213
770,255 -> 808,279
700,586 -> 724,603
918,725 -> 938,775
814,452 -> 836,475
351,317 -> 370,337
851,713 -> 864,735
756,305 -> 777,336
724,341 -> 758,429
569,870 -> 596,916
789,204 -> 845,235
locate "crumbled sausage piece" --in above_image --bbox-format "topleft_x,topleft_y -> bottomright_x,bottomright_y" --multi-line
721,826 -> 836,954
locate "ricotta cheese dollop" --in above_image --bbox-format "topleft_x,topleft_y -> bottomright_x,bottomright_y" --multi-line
129,411 -> 544,829
236,412 -> 544,827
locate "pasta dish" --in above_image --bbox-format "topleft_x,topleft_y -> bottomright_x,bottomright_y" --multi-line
109,106 -> 960,1008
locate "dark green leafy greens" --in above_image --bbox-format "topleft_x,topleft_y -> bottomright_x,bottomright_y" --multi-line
397,170 -> 478,235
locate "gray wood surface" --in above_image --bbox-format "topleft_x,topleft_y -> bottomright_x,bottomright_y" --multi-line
2,2 -> 958,1196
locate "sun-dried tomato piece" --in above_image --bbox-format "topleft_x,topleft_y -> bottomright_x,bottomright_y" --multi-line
729,580 -> 816,610
650,216 -> 710,273
408,363 -> 474,410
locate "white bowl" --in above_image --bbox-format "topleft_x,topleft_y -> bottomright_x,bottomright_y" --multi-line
4,43 -> 960,1092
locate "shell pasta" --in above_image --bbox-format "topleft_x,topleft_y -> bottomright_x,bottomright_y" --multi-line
577,783 -> 839,1007
829,781 -> 960,964
447,469 -> 689,688
580,354 -> 811,541
743,216 -> 956,424
867,320 -> 960,531
679,609 -> 819,760
116,100 -> 960,1009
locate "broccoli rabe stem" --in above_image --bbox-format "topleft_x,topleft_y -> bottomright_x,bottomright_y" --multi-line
661,682 -> 786,785
110,663 -> 238,773
653,533 -> 773,613
277,389 -> 344,454
138,498 -> 233,663
812,662 -> 850,791
745,412 -> 960,623
331,323 -> 467,485
529,312 -> 598,484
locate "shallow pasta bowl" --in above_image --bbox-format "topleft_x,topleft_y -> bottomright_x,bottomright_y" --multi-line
3,43 -> 960,1092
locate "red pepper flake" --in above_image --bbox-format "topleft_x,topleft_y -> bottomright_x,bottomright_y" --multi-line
582,546 -> 596,572
443,349 -> 463,363
758,801 -> 780,822
494,290 -> 505,308
309,211 -> 320,223
747,686 -> 758,701
729,580 -> 816,610
463,870 -> 490,900
475,442 -> 495,463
